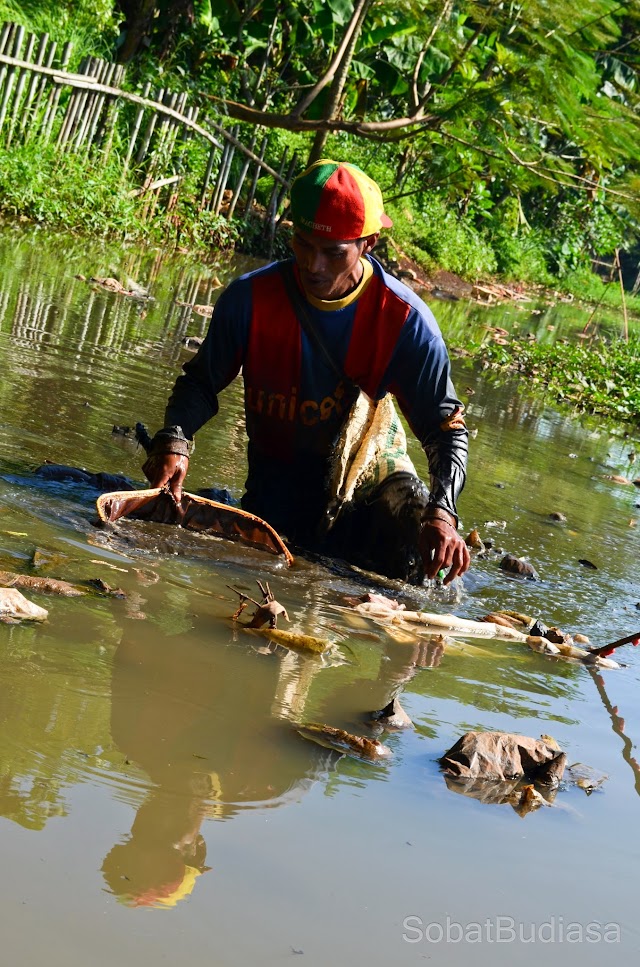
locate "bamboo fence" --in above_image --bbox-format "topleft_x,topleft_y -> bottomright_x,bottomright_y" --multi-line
0,21 -> 296,239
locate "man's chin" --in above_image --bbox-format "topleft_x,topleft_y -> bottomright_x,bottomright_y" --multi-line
303,280 -> 336,300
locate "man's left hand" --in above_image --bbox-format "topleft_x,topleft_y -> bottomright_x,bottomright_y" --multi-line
419,519 -> 470,585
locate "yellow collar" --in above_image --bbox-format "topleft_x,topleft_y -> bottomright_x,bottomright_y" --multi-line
302,258 -> 373,311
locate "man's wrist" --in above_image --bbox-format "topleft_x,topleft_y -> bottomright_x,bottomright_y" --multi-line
421,506 -> 458,530
151,426 -> 192,458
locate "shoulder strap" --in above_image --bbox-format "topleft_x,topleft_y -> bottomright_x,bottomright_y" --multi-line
279,259 -> 357,391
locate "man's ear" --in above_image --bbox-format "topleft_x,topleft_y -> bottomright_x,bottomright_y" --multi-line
361,232 -> 380,255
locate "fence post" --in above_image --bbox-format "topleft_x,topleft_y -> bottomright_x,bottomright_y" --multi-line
123,80 -> 151,170
5,30 -> 35,145
24,37 -> 56,142
17,31 -> 48,138
0,23 -> 25,136
42,41 -> 73,141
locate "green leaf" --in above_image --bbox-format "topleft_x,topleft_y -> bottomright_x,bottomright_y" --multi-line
326,0 -> 355,27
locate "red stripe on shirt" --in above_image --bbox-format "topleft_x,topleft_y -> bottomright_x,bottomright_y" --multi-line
244,269 -> 301,459
344,272 -> 410,398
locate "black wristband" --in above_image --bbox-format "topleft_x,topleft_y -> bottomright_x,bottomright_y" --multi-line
150,426 -> 192,458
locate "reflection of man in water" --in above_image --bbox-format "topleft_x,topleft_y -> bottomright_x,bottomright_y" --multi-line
101,616 -> 323,908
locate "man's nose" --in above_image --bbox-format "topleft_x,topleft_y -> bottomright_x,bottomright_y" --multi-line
304,247 -> 327,274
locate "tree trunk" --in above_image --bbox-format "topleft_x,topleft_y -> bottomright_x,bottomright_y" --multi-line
307,0 -> 372,166
116,0 -> 158,63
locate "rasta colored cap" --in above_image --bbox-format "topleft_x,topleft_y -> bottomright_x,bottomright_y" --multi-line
290,159 -> 393,240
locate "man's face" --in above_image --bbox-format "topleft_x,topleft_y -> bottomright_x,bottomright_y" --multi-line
290,227 -> 378,300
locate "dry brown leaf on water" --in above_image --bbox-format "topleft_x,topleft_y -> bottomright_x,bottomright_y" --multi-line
297,724 -> 392,760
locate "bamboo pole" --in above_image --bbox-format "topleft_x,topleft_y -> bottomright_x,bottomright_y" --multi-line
211,128 -> 238,214
615,248 -> 629,342
24,38 -> 56,142
123,79 -> 151,169
86,60 -> 116,151
41,42 -> 73,142
200,143 -> 219,209
0,22 -> 16,97
266,147 -> 289,255
136,87 -> 164,164
57,54 -> 89,146
139,90 -> 178,222
166,104 -> 198,221
78,57 -> 109,150
17,31 -> 48,138
5,30 -> 35,146
243,134 -> 269,222
227,128 -> 258,220
0,23 -> 24,136
100,63 -> 126,158
73,56 -> 104,149
274,150 -> 298,227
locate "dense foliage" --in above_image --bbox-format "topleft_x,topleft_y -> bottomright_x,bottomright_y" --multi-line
476,332 -> 640,422
2,0 -> 639,284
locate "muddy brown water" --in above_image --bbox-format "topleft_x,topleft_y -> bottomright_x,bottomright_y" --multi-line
1,226 -> 639,965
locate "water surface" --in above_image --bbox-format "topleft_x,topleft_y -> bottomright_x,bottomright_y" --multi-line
1,226 -> 639,966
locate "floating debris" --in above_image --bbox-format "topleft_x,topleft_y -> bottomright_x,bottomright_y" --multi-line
440,731 -> 566,785
499,553 -> 539,580
566,763 -> 608,793
0,588 -> 48,622
85,578 -> 127,598
0,569 -> 85,597
182,336 -> 204,351
228,580 -> 289,629
369,697 -> 413,730
88,276 -> 153,300
298,724 -> 391,760
175,301 -> 214,317
349,596 -> 530,642
258,628 -> 330,655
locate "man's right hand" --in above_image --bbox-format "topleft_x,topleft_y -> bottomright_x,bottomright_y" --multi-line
142,452 -> 189,504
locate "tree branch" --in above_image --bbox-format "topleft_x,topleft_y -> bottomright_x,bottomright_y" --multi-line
205,93 -> 438,136
411,0 -> 453,111
292,0 -> 371,118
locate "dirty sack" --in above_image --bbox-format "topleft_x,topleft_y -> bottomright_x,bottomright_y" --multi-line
320,392 -> 416,535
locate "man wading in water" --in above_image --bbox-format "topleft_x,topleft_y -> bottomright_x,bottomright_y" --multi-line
143,160 -> 470,586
